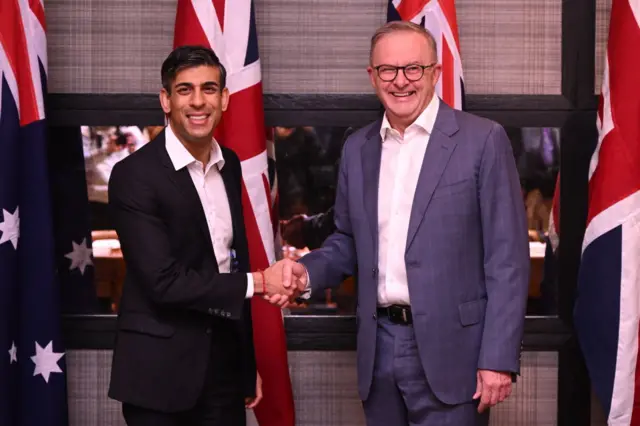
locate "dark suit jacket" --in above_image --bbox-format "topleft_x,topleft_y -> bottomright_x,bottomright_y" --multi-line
107,130 -> 256,412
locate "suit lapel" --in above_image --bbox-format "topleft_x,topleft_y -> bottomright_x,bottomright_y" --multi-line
157,132 -> 216,256
171,167 -> 216,254
405,103 -> 459,252
361,122 -> 383,254
219,161 -> 243,255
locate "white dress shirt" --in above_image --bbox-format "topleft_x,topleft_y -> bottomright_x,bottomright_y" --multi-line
165,124 -> 254,298
377,95 -> 439,306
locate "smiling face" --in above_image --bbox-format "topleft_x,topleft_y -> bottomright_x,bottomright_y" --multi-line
159,64 -> 229,147
368,30 -> 441,132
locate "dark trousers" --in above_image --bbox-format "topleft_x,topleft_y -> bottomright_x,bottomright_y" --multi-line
122,326 -> 246,426
362,318 -> 490,426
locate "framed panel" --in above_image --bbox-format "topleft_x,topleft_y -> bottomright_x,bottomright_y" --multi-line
48,0 -> 602,423
46,0 -> 564,96
65,348 -> 560,426
73,120 -> 561,317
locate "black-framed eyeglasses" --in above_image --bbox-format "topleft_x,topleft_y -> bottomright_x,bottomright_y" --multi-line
373,63 -> 437,82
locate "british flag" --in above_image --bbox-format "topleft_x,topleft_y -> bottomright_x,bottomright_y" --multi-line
173,1 -> 294,425
573,0 -> 640,424
387,0 -> 465,110
0,0 -> 69,424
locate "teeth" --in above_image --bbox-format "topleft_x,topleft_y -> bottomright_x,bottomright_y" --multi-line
393,92 -> 412,97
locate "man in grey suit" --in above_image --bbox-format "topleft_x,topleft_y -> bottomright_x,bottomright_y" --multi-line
275,21 -> 529,425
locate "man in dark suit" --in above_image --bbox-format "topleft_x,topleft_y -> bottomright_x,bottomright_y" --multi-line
280,21 -> 529,425
107,46 -> 294,426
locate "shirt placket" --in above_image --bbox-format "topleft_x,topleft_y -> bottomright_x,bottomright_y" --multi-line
378,136 -> 399,305
385,135 -> 411,304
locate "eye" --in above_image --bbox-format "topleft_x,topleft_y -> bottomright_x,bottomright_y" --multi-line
378,66 -> 396,76
176,87 -> 191,95
405,65 -> 422,75
203,86 -> 218,94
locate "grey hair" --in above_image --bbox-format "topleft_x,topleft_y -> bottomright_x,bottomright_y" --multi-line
369,21 -> 438,65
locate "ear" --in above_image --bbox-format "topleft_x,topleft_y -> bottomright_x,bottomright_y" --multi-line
221,87 -> 230,112
159,88 -> 171,114
367,66 -> 376,90
431,64 -> 443,87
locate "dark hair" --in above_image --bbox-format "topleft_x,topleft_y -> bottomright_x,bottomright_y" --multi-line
161,45 -> 227,93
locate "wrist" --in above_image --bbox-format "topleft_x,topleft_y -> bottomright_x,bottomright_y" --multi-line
253,272 -> 266,294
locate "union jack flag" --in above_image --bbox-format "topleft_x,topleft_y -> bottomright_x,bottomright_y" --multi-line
0,0 -> 69,424
573,1 -> 640,424
173,1 -> 294,425
387,0 -> 465,110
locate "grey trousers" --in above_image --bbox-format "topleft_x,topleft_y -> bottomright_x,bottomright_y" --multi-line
362,317 -> 490,426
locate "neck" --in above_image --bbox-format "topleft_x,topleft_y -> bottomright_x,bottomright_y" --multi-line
170,123 -> 212,168
185,143 -> 211,171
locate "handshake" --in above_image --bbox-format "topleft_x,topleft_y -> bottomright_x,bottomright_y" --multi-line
252,259 -> 308,307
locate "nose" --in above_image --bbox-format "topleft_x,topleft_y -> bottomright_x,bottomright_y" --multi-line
393,70 -> 409,88
190,88 -> 205,108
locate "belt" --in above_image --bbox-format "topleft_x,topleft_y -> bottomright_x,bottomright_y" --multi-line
376,305 -> 413,325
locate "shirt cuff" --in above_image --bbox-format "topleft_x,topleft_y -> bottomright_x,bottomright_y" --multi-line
246,273 -> 254,298
298,270 -> 312,300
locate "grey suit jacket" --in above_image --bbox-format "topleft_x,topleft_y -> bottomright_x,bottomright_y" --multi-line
299,100 -> 530,404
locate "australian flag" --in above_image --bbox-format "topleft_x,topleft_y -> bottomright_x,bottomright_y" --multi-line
0,0 -> 69,424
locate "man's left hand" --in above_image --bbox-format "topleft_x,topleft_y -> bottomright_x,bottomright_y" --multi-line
473,369 -> 512,413
245,373 -> 263,409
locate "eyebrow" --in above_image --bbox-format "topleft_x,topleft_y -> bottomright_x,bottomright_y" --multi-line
174,81 -> 220,89
377,61 -> 422,67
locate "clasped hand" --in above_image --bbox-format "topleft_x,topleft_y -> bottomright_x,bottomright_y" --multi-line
259,259 -> 308,308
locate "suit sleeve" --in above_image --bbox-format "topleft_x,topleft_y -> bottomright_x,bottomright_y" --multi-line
298,141 -> 357,296
477,123 -> 530,374
108,161 -> 247,320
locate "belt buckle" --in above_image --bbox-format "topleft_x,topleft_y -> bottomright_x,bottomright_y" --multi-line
388,305 -> 410,325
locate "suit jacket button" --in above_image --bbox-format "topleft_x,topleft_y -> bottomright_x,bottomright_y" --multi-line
372,268 -> 378,277
206,328 -> 212,334
373,313 -> 377,320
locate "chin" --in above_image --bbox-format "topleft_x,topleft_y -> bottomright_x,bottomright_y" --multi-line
182,130 -> 212,143
185,123 -> 213,136
388,105 -> 418,120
